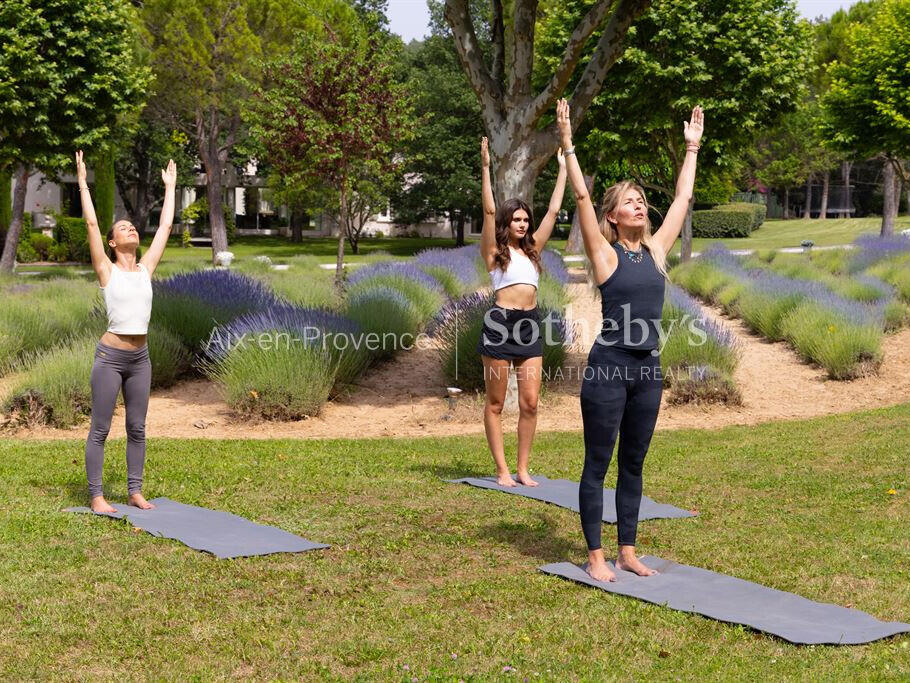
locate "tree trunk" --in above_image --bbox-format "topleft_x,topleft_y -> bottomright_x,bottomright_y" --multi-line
0,168 -> 11,246
841,160 -> 853,219
0,166 -> 31,273
881,161 -> 897,237
95,148 -> 116,231
783,187 -> 790,219
455,210 -> 465,247
204,164 -> 228,259
290,209 -> 304,243
680,199 -> 694,262
803,176 -> 812,219
335,182 -> 347,288
819,171 -> 829,220
491,143 -> 543,206
566,174 -> 595,254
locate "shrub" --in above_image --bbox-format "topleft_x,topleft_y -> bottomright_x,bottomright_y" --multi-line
28,233 -> 54,260
691,205 -> 754,238
48,243 -> 70,263
15,240 -> 39,263
148,326 -> 192,388
346,266 -> 444,325
205,339 -> 336,420
53,215 -> 90,262
2,335 -> 95,427
345,286 -> 421,360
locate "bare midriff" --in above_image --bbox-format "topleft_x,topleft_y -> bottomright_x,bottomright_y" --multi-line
100,331 -> 147,351
494,283 -> 538,310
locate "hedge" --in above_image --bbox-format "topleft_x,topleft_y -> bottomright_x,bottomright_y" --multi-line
692,202 -> 766,238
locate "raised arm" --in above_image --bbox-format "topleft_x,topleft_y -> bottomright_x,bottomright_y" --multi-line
140,159 -> 177,277
555,98 -> 615,285
480,137 -> 497,269
530,149 -> 567,250
76,151 -> 112,284
652,106 -> 703,255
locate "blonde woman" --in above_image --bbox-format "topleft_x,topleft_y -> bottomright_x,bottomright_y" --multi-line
75,150 -> 177,513
555,98 -> 703,581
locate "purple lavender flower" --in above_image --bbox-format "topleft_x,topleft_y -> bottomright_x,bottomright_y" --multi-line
415,245 -> 482,288
346,261 -> 444,291
426,290 -> 494,337
540,248 -> 570,284
849,234 -> 910,272
156,269 -> 281,313
665,285 -> 738,348
202,303 -> 359,360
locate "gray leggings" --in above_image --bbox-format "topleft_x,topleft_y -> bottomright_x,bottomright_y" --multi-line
85,342 -> 152,498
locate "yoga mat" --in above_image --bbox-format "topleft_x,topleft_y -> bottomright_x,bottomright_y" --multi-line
65,497 -> 329,559
447,475 -> 695,523
539,559 -> 910,645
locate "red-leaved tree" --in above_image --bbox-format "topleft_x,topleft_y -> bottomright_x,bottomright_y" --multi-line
248,31 -> 413,285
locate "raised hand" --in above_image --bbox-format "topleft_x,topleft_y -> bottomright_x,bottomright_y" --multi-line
75,150 -> 87,187
684,105 -> 704,147
161,159 -> 177,187
556,98 -> 572,149
480,137 -> 490,168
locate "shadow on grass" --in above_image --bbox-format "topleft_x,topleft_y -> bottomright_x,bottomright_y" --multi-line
478,511 -> 584,562
408,459 -> 490,482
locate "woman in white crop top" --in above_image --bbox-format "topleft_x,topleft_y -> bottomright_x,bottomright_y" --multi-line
477,136 -> 566,488
75,150 -> 177,514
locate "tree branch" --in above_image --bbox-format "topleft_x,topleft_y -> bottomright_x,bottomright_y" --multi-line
525,0 -> 615,128
509,0 -> 539,106
568,0 -> 652,123
444,0 -> 504,127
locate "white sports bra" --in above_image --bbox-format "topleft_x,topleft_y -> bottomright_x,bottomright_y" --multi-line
101,263 -> 153,335
489,247 -> 539,291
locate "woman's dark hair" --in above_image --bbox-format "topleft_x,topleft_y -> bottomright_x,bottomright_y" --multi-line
493,198 -> 542,272
106,221 -> 142,262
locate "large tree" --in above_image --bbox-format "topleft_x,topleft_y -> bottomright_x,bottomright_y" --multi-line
441,0 -> 652,205
0,0 -> 148,272
392,35 -> 484,246
141,0 -> 353,261
565,0 -> 809,259
247,30 -> 413,285
821,0 -> 910,236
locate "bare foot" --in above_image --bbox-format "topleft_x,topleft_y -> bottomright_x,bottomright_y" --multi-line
496,473 -> 517,487
615,546 -> 657,576
585,550 -> 616,582
515,472 -> 538,487
127,492 -> 155,509
90,496 -> 116,514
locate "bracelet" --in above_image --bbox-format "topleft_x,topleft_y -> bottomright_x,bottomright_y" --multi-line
686,145 -> 700,153
563,148 -> 576,156
79,185 -> 89,191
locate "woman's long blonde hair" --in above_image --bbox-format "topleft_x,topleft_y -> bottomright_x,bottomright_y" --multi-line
585,180 -> 669,287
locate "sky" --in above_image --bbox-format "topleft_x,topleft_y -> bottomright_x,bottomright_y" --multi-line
386,0 -> 860,44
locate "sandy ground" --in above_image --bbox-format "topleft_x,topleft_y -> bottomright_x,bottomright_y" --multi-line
3,268 -> 910,441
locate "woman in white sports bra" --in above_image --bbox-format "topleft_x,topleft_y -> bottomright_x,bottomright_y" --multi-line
75,150 -> 177,514
477,136 -> 566,487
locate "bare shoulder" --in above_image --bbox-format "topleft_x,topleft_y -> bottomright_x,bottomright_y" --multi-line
94,260 -> 113,288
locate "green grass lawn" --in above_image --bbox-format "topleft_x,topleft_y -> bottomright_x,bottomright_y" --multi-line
1,404 -> 907,678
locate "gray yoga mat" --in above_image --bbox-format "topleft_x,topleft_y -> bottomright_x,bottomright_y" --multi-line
540,559 -> 910,645
447,475 -> 695,523
65,497 -> 329,559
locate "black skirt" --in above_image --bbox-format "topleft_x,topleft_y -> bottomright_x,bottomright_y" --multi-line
476,306 -> 543,360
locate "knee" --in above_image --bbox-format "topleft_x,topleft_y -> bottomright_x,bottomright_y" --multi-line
518,396 -> 538,418
125,419 -> 146,442
485,398 -> 504,416
88,422 -> 111,444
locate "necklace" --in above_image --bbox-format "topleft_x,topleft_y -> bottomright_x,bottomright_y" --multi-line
619,242 -> 644,264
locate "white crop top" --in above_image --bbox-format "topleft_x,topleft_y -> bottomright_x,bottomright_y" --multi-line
101,263 -> 153,335
489,247 -> 539,291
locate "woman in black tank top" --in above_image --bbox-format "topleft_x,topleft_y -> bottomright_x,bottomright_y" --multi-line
556,98 -> 704,583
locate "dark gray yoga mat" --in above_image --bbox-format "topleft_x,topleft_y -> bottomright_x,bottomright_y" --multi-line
447,475 -> 695,523
540,559 -> 910,645
65,497 -> 329,559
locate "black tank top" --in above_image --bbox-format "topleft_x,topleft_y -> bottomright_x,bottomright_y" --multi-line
595,242 -> 666,351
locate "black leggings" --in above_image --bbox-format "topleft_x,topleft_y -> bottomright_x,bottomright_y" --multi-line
579,345 -> 663,549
